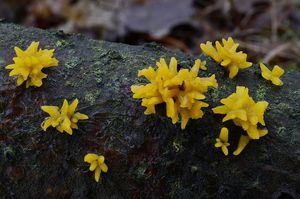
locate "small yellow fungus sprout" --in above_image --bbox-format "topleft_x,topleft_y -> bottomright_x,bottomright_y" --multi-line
260,63 -> 284,86
41,99 -> 88,135
200,37 -> 252,79
233,135 -> 250,156
212,86 -> 268,155
6,41 -> 58,88
199,60 -> 207,70
131,57 -> 218,129
84,153 -> 108,182
215,127 -> 230,156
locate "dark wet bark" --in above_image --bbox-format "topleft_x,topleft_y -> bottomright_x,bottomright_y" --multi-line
0,23 -> 299,199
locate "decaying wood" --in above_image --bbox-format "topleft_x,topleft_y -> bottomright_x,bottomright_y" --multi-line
0,23 -> 299,199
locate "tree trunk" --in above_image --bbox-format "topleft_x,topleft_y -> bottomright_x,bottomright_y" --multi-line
0,23 -> 299,199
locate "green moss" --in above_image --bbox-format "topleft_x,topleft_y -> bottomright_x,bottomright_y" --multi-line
66,79 -> 82,89
65,57 -> 80,69
276,126 -> 286,137
84,90 -> 101,105
93,47 -> 108,58
210,88 -> 221,104
93,46 -> 104,53
107,50 -> 122,60
269,102 -> 292,115
209,84 -> 227,104
276,102 -> 291,111
94,65 -> 104,84
55,40 -> 68,48
256,85 -> 266,101
179,60 -> 193,67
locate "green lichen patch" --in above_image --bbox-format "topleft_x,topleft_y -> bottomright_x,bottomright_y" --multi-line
256,84 -> 267,101
276,126 -> 287,137
55,40 -> 69,48
65,57 -> 81,69
84,90 -> 101,105
275,102 -> 291,111
93,64 -> 105,84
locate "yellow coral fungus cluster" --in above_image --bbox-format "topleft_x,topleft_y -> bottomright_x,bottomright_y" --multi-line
212,86 -> 268,155
215,127 -> 230,156
6,41 -> 58,88
41,99 -> 88,135
200,37 -> 252,79
84,153 -> 108,182
260,63 -> 284,86
131,57 -> 218,129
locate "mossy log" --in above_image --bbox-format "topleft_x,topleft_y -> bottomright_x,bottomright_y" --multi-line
0,23 -> 299,199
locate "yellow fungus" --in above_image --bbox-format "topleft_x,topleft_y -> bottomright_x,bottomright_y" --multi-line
41,99 -> 88,135
260,63 -> 284,86
6,41 -> 58,88
200,37 -> 252,78
131,57 -> 218,129
212,86 -> 268,155
233,135 -> 250,155
84,153 -> 108,182
198,60 -> 207,70
215,127 -> 230,156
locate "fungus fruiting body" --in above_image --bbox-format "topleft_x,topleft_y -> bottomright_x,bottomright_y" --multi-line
41,98 -> 88,135
233,135 -> 250,155
84,153 -> 108,182
6,41 -> 58,88
260,63 -> 284,86
131,57 -> 218,129
199,60 -> 207,70
215,127 -> 230,156
200,37 -> 252,79
212,86 -> 268,155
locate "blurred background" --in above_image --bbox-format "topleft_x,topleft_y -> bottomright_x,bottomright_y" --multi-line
0,0 -> 300,68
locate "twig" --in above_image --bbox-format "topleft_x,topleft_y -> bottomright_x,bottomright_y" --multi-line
262,43 -> 290,64
236,40 -> 300,62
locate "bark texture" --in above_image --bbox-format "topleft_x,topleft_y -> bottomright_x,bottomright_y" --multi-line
0,23 -> 299,199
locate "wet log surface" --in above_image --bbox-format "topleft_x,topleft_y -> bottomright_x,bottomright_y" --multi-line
0,23 -> 299,199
